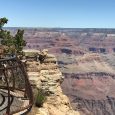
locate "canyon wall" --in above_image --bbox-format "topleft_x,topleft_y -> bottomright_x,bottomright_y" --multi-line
60,53 -> 115,115
62,72 -> 115,115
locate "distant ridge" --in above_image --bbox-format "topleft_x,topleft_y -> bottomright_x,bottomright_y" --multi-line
4,27 -> 115,33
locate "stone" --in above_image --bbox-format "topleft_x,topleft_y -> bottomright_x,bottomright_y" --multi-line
26,52 -> 80,115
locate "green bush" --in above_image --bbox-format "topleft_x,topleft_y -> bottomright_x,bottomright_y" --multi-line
35,89 -> 46,107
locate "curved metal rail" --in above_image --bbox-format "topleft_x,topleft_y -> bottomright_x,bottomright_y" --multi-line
0,57 -> 33,115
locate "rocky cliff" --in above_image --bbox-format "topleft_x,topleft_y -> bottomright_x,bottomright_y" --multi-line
60,53 -> 115,115
24,50 -> 80,115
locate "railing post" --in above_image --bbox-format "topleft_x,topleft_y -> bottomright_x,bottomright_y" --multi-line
3,65 -> 11,115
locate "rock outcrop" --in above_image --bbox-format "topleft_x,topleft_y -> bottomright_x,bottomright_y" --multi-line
25,50 -> 80,115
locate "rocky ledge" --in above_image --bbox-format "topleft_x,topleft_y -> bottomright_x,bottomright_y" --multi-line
25,50 -> 80,115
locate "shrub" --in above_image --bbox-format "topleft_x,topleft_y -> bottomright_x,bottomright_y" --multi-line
35,89 -> 46,107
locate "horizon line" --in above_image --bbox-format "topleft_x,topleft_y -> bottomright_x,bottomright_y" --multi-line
4,27 -> 115,29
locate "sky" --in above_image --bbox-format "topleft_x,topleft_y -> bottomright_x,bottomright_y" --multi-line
0,0 -> 115,28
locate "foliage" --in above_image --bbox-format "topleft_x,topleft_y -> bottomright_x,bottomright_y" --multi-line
35,89 -> 46,107
0,17 -> 26,57
0,17 -> 8,29
14,29 -> 26,54
0,30 -> 14,54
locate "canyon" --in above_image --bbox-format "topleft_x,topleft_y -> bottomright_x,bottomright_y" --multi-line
7,28 -> 115,115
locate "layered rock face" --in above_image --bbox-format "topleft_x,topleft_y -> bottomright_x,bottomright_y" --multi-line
61,53 -> 115,115
62,73 -> 115,115
25,51 -> 80,115
21,28 -> 115,54
8,28 -> 115,55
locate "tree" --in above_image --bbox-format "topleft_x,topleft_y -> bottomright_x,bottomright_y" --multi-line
0,17 -> 8,30
0,17 -> 26,57
14,29 -> 26,55
1,31 -> 14,55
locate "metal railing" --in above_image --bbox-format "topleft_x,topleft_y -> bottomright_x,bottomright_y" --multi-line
0,57 -> 33,115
